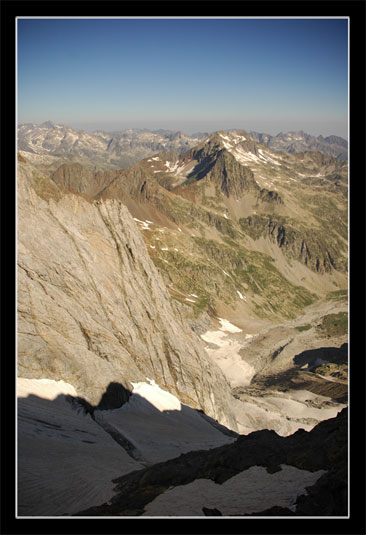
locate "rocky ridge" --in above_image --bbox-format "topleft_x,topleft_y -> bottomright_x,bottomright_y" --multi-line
17,122 -> 208,170
17,158 -> 238,430
17,125 -> 348,518
29,128 -> 347,323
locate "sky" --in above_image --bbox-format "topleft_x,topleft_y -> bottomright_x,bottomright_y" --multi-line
17,17 -> 349,138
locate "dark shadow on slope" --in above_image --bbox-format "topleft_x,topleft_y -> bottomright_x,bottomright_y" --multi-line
185,153 -> 217,183
95,381 -> 132,410
17,384 -> 349,517
59,382 -> 133,416
74,408 -> 348,517
293,343 -> 348,368
17,380 -> 238,516
18,380 -> 237,437
248,342 -> 348,403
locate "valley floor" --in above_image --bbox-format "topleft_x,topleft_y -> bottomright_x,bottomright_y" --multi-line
200,297 -> 347,436
17,297 -> 348,517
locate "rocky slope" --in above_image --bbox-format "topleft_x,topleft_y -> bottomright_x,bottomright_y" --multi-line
151,131 -> 347,292
36,128 -> 347,324
16,125 -> 348,518
17,157 -> 238,430
74,407 -> 348,516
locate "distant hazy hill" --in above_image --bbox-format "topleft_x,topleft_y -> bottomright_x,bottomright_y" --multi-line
17,121 -> 209,170
248,130 -> 348,160
18,123 -> 347,173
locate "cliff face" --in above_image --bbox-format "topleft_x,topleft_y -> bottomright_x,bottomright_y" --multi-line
17,161 -> 238,431
240,214 -> 347,274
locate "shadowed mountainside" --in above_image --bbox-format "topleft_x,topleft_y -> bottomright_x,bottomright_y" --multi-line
74,407 -> 348,517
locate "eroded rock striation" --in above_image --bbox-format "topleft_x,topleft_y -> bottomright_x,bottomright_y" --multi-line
17,160 -> 238,430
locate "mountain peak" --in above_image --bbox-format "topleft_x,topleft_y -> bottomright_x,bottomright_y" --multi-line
40,120 -> 55,129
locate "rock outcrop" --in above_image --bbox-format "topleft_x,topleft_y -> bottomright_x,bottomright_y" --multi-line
17,160 -> 238,431
240,214 -> 347,273
74,408 -> 348,516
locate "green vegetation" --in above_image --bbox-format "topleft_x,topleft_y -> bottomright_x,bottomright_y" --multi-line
296,324 -> 312,332
316,312 -> 348,337
313,362 -> 348,381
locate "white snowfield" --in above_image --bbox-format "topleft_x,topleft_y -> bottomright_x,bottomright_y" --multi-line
219,132 -> 246,145
217,132 -> 282,169
217,317 -> 242,333
201,319 -> 256,388
143,464 -> 326,516
94,378 -> 234,465
257,148 -> 282,166
201,319 -> 346,436
17,378 -> 144,516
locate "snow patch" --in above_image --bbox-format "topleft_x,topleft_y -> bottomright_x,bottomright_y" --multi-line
232,133 -> 247,142
17,378 -> 144,516
222,140 -> 234,150
94,378 -> 234,464
143,464 -> 326,516
17,377 -> 78,400
164,160 -> 187,175
218,318 -> 242,333
129,378 -> 181,412
133,218 -> 152,231
201,323 -> 255,388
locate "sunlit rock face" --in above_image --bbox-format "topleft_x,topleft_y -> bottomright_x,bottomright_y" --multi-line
17,160 -> 238,431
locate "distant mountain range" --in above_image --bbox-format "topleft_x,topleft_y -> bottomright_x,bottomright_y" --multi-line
248,130 -> 348,161
17,122 -> 348,171
17,121 -> 209,170
17,124 -> 348,517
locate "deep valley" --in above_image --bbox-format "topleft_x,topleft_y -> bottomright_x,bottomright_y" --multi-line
17,124 -> 348,518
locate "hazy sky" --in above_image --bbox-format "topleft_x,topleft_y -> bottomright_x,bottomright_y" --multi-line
17,17 -> 348,138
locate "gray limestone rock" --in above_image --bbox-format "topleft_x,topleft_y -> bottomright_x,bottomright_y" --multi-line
17,160 -> 238,431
